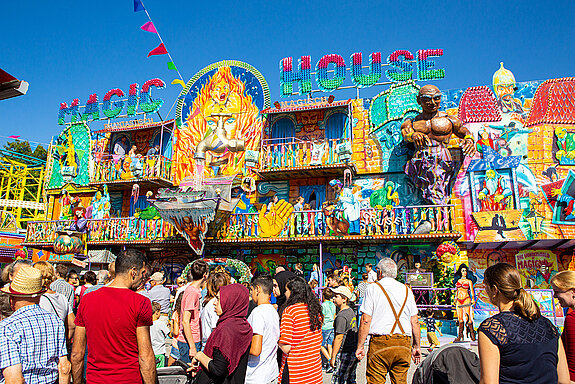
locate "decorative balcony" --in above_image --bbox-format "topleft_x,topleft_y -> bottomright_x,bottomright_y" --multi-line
90,155 -> 173,189
258,138 -> 354,179
24,217 -> 179,246
211,205 -> 459,245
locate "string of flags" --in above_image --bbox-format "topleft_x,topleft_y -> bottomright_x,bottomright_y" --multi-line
133,0 -> 185,88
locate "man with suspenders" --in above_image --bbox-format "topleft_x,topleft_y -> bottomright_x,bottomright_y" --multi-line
356,258 -> 421,384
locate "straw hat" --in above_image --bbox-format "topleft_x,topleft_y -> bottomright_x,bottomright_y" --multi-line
1,266 -> 46,297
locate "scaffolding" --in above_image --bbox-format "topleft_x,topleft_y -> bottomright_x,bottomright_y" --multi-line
0,149 -> 46,229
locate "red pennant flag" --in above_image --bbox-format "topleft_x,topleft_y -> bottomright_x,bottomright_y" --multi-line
8,135 -> 20,139
140,21 -> 157,33
147,43 -> 168,57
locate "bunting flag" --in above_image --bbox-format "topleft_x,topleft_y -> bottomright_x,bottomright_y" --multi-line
171,79 -> 185,88
167,62 -> 177,70
140,21 -> 157,33
134,0 -> 145,12
147,43 -> 168,57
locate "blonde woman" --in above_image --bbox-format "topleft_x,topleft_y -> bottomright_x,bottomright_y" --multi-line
478,263 -> 569,384
551,270 -> 575,383
33,261 -> 76,349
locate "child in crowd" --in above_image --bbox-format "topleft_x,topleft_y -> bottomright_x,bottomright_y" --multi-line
246,274 -> 280,384
330,286 -> 359,384
150,302 -> 170,367
424,308 -> 442,350
321,288 -> 336,372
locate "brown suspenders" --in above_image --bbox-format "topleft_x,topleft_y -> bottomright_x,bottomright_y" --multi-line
375,282 -> 409,334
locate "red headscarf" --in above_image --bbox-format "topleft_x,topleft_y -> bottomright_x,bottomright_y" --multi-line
203,283 -> 253,374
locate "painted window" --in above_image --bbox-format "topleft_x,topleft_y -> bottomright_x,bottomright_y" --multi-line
325,113 -> 348,140
271,118 -> 295,142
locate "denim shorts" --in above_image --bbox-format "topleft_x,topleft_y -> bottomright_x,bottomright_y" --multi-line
322,328 -> 334,346
169,344 -> 180,360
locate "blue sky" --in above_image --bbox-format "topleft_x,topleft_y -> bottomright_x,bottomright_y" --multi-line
1,0 -> 574,147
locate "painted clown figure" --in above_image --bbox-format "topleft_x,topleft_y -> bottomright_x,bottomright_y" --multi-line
329,179 -> 360,234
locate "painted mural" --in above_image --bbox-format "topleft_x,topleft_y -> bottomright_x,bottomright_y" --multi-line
48,122 -> 92,189
173,61 -> 270,184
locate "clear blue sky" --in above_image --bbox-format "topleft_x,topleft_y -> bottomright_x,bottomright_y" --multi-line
1,0 -> 573,147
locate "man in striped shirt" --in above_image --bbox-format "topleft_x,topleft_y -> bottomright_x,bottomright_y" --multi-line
50,264 -> 74,308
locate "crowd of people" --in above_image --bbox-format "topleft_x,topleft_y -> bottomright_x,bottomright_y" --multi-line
1,252 -> 575,384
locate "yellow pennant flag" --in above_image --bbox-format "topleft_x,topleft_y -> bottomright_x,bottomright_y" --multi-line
171,79 -> 185,88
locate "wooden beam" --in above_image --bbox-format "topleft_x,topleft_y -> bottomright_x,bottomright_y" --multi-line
521,240 -> 539,250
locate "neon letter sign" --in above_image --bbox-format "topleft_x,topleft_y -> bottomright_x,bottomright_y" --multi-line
279,49 -> 444,97
57,78 -> 165,125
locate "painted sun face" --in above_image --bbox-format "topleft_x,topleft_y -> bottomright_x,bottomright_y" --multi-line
211,81 -> 230,105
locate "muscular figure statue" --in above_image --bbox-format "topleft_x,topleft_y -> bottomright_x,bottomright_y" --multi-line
401,85 -> 475,205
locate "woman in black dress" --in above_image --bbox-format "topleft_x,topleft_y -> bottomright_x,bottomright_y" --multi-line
189,283 -> 253,384
478,262 -> 569,384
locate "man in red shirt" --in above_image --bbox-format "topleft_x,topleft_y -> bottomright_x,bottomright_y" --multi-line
71,249 -> 156,384
178,259 -> 208,364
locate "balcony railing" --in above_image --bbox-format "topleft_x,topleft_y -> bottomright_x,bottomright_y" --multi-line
92,155 -> 172,183
25,217 -> 177,244
260,138 -> 350,170
217,205 -> 455,240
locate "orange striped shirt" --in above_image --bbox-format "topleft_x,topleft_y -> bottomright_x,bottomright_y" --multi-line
279,303 -> 322,384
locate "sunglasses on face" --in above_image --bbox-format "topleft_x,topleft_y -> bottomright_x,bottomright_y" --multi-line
419,95 -> 441,102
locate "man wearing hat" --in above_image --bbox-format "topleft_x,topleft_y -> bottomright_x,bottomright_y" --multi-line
148,272 -> 170,316
0,266 -> 70,383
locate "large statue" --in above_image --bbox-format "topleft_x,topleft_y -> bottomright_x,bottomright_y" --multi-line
401,85 -> 476,205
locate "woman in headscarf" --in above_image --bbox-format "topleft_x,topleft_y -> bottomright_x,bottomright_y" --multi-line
274,269 -> 296,311
189,283 -> 253,384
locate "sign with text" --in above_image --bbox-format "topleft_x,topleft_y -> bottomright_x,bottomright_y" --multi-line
58,79 -> 165,125
280,49 -> 444,97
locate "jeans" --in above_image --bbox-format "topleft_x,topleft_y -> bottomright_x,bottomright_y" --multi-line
177,341 -> 202,364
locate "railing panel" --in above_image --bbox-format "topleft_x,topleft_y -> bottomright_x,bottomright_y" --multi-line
92,155 -> 172,183
260,138 -> 349,170
218,205 -> 455,240
25,218 -> 175,243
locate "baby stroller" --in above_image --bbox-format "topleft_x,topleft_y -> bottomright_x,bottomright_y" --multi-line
158,360 -> 193,384
413,344 -> 480,384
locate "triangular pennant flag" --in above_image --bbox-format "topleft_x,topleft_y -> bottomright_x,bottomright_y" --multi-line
134,0 -> 145,12
171,79 -> 185,88
140,21 -> 157,33
167,62 -> 177,70
8,135 -> 20,139
147,43 -> 168,57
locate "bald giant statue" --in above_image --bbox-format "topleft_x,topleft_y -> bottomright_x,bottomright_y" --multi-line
401,85 -> 476,205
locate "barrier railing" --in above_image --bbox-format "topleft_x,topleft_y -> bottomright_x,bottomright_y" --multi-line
260,138 -> 350,169
92,155 -> 172,183
25,217 -> 176,243
218,205 -> 454,239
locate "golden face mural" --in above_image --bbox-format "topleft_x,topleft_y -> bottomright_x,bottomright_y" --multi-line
174,62 -> 270,184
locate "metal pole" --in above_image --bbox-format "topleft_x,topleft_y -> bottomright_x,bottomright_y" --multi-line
319,241 -> 323,287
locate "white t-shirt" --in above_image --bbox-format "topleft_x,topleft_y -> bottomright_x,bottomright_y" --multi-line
150,318 -> 170,356
200,297 -> 219,347
246,303 -> 280,384
39,292 -> 71,322
367,270 -> 378,283
360,277 -> 418,336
